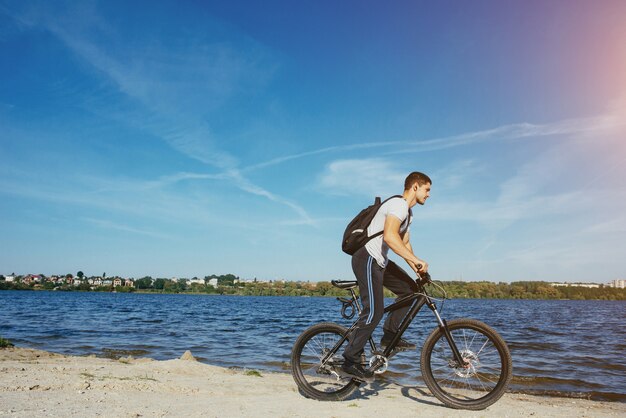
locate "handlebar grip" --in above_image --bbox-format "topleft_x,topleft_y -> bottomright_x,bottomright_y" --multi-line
417,272 -> 431,285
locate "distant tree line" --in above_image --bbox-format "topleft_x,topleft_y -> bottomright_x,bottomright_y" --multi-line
431,280 -> 625,300
1,274 -> 624,300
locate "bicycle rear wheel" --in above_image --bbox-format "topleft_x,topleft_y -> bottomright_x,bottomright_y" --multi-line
420,318 -> 512,410
291,322 -> 359,401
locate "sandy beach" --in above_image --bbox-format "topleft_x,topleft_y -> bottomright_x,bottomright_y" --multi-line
0,347 -> 623,418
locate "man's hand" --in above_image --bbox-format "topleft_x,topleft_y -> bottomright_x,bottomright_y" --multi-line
413,259 -> 428,274
407,258 -> 427,275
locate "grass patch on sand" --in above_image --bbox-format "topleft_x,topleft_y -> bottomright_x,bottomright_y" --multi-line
137,374 -> 158,382
80,372 -> 158,382
348,403 -> 359,408
108,374 -> 158,382
245,369 -> 262,377
0,336 -> 14,348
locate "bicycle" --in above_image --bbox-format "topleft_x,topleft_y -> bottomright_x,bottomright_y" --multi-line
290,273 -> 512,410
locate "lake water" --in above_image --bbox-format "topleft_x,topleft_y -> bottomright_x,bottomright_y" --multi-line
1,291 -> 624,402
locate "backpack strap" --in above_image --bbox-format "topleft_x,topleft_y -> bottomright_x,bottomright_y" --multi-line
366,195 -> 405,241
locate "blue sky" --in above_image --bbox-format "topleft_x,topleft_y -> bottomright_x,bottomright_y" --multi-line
1,1 -> 625,282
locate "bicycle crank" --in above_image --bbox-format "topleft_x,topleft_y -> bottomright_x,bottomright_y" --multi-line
369,354 -> 389,374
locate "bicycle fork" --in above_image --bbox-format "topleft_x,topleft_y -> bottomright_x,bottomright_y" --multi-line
425,298 -> 468,368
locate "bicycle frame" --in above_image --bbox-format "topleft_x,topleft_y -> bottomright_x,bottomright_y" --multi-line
323,281 -> 467,369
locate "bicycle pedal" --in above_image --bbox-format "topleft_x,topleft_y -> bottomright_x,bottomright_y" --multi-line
382,347 -> 405,359
336,370 -> 373,383
335,371 -> 354,381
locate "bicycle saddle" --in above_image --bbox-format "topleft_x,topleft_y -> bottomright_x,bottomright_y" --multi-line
331,280 -> 358,290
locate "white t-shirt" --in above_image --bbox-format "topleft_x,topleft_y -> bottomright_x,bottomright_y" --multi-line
365,197 -> 412,268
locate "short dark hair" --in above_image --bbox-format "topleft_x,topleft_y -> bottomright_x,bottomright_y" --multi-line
404,171 -> 431,190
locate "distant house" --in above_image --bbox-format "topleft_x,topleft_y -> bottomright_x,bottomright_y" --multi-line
608,279 -> 625,289
207,278 -> 218,287
21,274 -> 43,284
124,279 -> 134,288
5,275 -> 15,282
113,278 -> 122,287
93,277 -> 103,286
549,282 -> 600,288
103,279 -> 112,286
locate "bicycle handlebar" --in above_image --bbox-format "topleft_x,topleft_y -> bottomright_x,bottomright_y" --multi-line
416,271 -> 432,286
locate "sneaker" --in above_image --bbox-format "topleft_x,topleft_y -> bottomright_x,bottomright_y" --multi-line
341,360 -> 374,383
380,335 -> 416,351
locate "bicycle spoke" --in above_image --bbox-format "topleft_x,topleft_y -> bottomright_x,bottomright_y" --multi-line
476,339 -> 491,356
424,322 -> 510,407
475,372 -> 499,385
468,329 -> 478,350
430,363 -> 452,372
292,325 -> 359,400
302,363 -> 319,376
475,372 -> 488,393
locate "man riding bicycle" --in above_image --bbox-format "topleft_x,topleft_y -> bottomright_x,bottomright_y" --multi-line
342,171 -> 431,382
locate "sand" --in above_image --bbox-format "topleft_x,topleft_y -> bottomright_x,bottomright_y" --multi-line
0,347 -> 623,418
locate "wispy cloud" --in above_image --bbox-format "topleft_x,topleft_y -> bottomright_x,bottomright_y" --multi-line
316,158 -> 406,198
492,218 -> 626,271
310,98 -> 626,279
227,169 -> 314,225
81,217 -> 171,239
583,215 -> 626,234
2,2 -> 315,224
246,112 -> 626,172
243,142 -> 394,172
35,12 -> 243,170
0,166 -> 311,243
430,159 -> 486,191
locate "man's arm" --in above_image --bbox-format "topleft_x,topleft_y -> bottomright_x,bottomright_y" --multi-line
402,231 -> 421,273
383,215 -> 428,273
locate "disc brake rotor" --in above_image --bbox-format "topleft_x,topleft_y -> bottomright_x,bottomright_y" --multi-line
452,350 -> 480,378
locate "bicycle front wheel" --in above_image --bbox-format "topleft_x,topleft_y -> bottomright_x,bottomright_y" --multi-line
420,318 -> 512,410
291,322 -> 359,401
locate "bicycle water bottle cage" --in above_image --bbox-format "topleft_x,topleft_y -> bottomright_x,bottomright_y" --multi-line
336,297 -> 356,319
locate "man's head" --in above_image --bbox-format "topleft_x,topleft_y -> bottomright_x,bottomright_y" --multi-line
404,171 -> 431,206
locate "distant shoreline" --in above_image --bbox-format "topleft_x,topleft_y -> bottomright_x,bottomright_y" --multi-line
1,287 -> 625,301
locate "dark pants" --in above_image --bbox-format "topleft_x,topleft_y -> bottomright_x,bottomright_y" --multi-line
342,246 -> 418,363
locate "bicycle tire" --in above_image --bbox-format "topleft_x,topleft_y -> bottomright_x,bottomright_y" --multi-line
291,322 -> 359,401
420,318 -> 512,410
